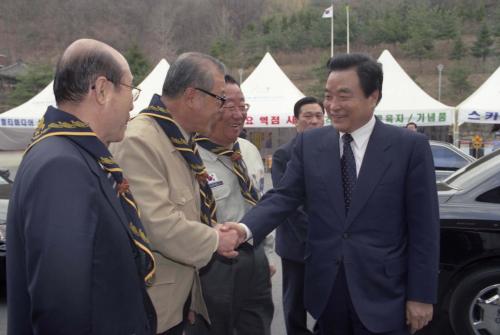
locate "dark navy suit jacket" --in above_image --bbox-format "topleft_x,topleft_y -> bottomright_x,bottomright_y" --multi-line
243,120 -> 440,333
7,137 -> 156,335
272,137 -> 308,262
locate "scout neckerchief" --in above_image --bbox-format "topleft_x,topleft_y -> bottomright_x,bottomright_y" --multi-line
27,106 -> 155,285
140,94 -> 217,226
194,136 -> 260,206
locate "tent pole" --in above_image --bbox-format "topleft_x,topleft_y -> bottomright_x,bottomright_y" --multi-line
331,0 -> 334,57
346,5 -> 350,54
453,108 -> 460,147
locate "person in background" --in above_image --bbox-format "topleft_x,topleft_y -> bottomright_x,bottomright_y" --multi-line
272,96 -> 324,335
405,122 -> 418,132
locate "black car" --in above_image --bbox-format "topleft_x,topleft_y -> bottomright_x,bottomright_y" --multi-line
431,149 -> 500,335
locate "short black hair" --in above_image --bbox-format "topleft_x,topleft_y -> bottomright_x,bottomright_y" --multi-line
326,53 -> 383,104
293,96 -> 324,119
225,74 -> 240,87
162,52 -> 226,98
54,49 -> 123,104
406,122 -> 417,128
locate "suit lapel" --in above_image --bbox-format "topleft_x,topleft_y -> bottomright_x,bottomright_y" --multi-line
319,127 -> 346,222
346,119 -> 392,225
81,150 -> 133,238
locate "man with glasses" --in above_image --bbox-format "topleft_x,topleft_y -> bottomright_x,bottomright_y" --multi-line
110,52 -> 240,335
185,75 -> 274,335
7,38 -> 157,334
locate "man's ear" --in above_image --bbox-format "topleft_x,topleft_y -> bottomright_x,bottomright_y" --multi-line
183,87 -> 197,108
92,76 -> 109,105
369,90 -> 380,108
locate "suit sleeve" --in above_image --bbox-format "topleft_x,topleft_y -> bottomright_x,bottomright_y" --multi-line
271,144 -> 309,243
23,155 -> 96,334
243,134 -> 307,245
271,147 -> 288,187
111,124 -> 218,269
405,136 -> 440,304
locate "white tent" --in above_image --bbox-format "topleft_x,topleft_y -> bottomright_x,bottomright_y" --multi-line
457,66 -> 500,124
375,50 -> 454,127
0,59 -> 170,150
241,52 -> 304,128
131,59 -> 170,116
0,81 -> 55,150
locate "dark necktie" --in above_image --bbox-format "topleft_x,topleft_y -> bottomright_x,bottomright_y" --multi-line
341,133 -> 357,214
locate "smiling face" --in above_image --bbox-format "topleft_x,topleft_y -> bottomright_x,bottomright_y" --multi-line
208,83 -> 247,146
323,68 -> 379,133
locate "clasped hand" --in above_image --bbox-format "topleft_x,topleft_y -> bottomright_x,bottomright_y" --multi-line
215,222 -> 247,258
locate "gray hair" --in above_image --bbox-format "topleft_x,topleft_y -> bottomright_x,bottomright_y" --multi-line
162,52 -> 226,98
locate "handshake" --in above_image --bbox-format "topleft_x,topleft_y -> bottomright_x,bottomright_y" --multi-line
215,222 -> 248,258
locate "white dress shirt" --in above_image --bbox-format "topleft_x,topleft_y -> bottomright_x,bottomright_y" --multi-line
339,116 -> 376,176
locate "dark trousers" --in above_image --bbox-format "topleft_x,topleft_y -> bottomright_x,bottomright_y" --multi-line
157,296 -> 191,335
318,264 -> 409,335
282,258 -> 314,335
186,244 -> 274,335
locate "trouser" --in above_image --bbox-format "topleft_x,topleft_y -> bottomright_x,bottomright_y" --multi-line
281,258 -> 315,335
318,264 -> 409,335
185,243 -> 274,335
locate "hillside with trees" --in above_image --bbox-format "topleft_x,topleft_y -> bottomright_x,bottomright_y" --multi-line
1,0 -> 499,113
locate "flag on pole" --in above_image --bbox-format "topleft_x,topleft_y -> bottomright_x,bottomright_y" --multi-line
322,5 -> 333,18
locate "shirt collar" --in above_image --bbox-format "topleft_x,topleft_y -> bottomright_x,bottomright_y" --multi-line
339,115 -> 376,149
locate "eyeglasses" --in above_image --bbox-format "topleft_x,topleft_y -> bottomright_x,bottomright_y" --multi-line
91,80 -> 141,101
194,87 -> 226,107
222,103 -> 250,113
119,82 -> 141,102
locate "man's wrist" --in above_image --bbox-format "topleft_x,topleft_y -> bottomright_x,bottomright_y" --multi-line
239,223 -> 253,241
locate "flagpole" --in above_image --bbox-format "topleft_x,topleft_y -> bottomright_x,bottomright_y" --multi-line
346,5 -> 350,54
331,0 -> 334,57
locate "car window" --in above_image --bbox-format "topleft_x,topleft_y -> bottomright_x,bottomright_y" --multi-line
446,150 -> 500,189
476,186 -> 500,204
0,176 -> 8,185
431,145 -> 469,170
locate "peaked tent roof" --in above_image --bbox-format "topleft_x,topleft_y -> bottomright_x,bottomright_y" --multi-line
241,52 -> 304,128
457,66 -> 500,124
375,49 -> 454,126
0,59 -> 170,150
131,59 -> 170,116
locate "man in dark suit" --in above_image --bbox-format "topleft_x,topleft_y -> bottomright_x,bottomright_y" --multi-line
225,53 -> 440,335
7,39 -> 157,334
272,96 -> 324,335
